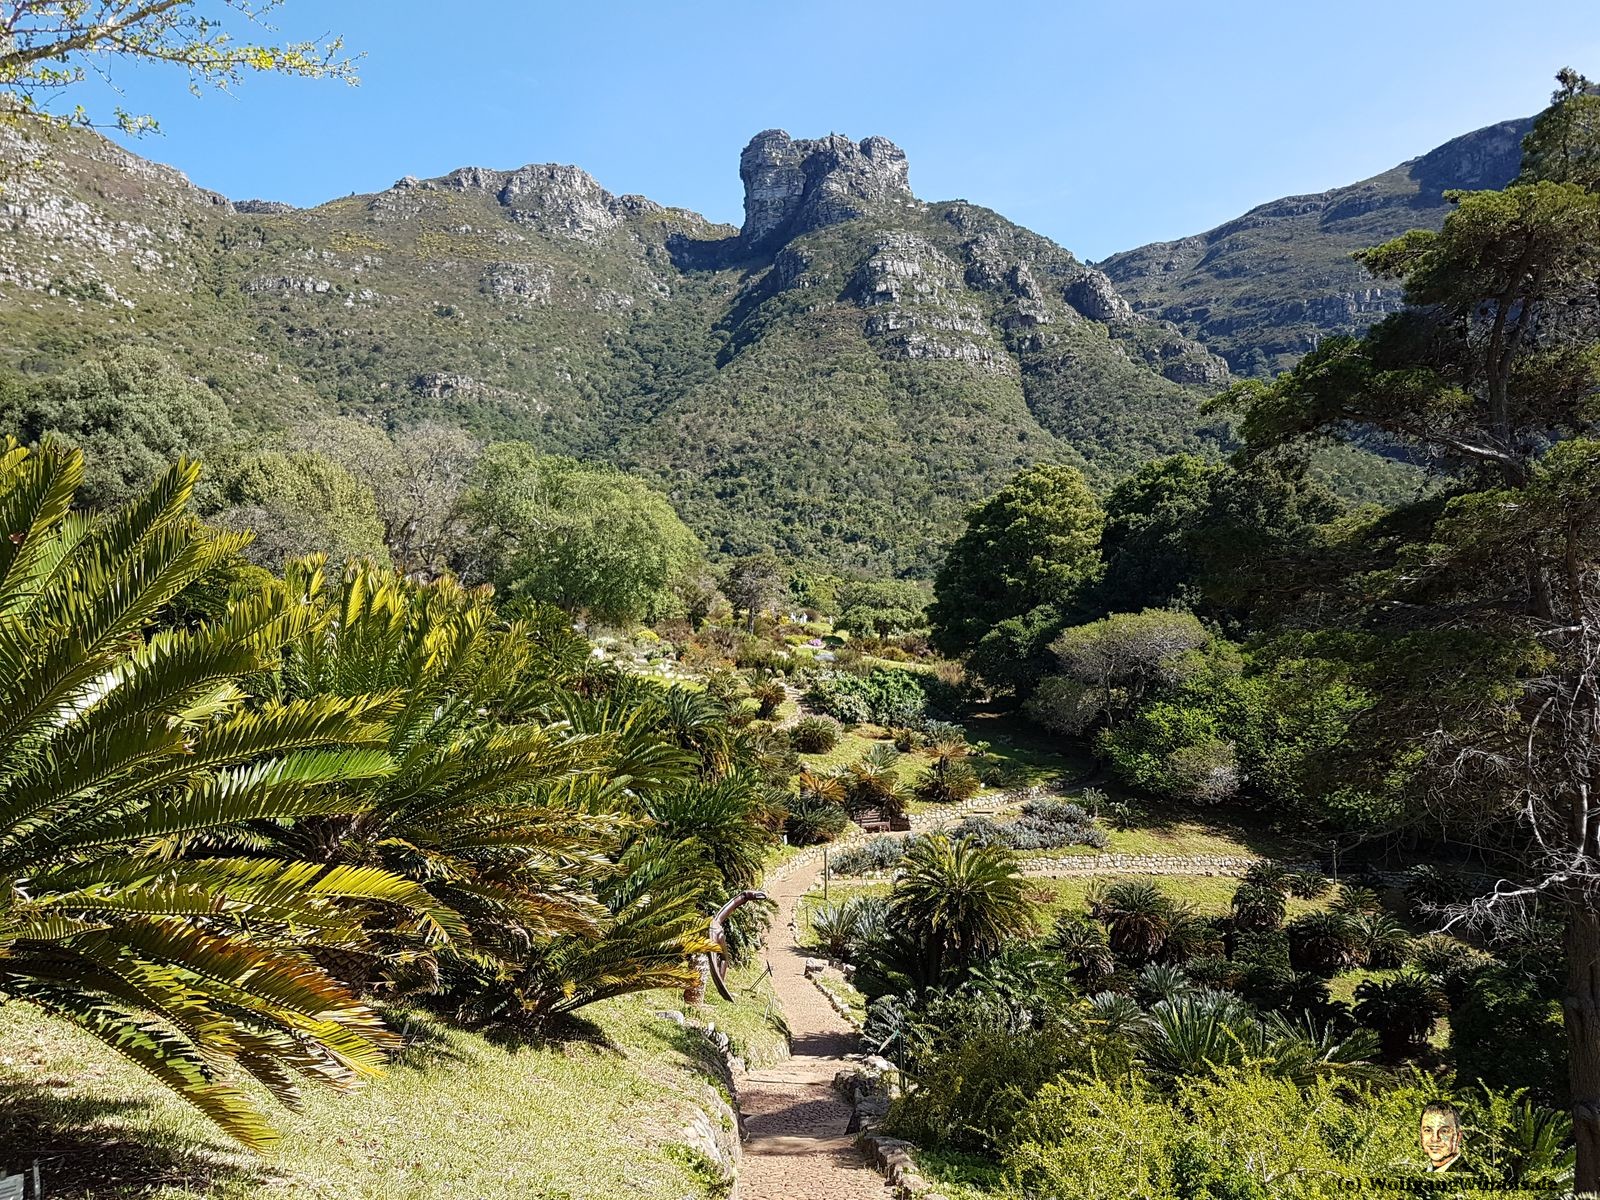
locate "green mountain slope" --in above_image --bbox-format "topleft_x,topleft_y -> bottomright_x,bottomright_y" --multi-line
1098,118 -> 1532,376
0,125 -> 1231,574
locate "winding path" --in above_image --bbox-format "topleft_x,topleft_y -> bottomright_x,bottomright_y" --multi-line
738,858 -> 892,1200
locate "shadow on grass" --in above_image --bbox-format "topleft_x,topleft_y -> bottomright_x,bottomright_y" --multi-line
0,1079 -> 257,1199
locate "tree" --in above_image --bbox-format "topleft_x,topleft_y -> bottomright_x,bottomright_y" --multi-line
1092,880 -> 1179,964
1047,608 -> 1210,729
1519,68 -> 1600,191
301,418 -> 481,578
929,464 -> 1103,655
1099,454 -> 1221,614
1217,137 -> 1600,1184
206,448 -> 390,569
0,1 -> 356,137
461,443 -> 702,626
836,578 -> 928,637
0,347 -> 235,508
0,444 -> 442,1146
1098,452 -> 1342,620
721,552 -> 787,633
263,560 -> 617,989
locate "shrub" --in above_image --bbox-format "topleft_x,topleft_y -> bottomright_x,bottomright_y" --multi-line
914,757 -> 983,805
1242,861 -> 1291,894
891,726 -> 925,752
805,667 -> 929,726
1025,674 -> 1099,735
783,794 -> 849,846
1092,881 -> 1179,964
750,678 -> 787,720
921,719 -> 968,744
811,898 -> 878,960
790,715 -> 841,753
1286,911 -> 1359,976
831,835 -> 908,876
1353,972 -> 1446,1061
1285,867 -> 1332,900
1349,912 -> 1411,970
1230,881 -> 1286,931
1330,884 -> 1384,916
1101,798 -> 1137,830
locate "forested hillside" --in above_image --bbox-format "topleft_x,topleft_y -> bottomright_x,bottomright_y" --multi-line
0,124 -> 1241,574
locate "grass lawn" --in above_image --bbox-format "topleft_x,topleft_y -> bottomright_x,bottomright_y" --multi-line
1026,872 -> 1337,926
797,724 -> 892,773
0,993 -> 738,1200
700,960 -> 792,1068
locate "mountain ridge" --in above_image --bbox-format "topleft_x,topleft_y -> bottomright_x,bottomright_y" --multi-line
0,115 -> 1514,574
1099,116 -> 1533,374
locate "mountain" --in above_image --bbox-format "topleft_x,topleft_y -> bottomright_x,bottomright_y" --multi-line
1098,118 -> 1533,376
0,125 -> 1233,576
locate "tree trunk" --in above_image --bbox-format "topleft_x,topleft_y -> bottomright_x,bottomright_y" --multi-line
1566,900 -> 1600,1195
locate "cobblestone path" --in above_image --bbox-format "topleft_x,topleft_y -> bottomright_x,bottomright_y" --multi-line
738,858 -> 891,1200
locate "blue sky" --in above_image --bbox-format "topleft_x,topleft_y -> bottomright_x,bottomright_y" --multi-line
93,0 -> 1600,260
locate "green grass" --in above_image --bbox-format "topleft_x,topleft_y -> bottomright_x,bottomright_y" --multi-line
1027,872 -> 1334,925
914,1148 -> 1011,1199
0,993 -> 737,1200
700,961 -> 792,1068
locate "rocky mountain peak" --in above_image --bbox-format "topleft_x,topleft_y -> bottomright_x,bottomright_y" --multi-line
738,130 -> 914,250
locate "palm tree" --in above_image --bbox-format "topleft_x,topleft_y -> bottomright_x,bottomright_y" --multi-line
1242,861 -> 1291,893
1353,971 -> 1447,1061
891,834 -> 1036,983
1048,916 -> 1116,984
1331,884 -> 1385,916
265,561 -> 619,985
1086,990 -> 1153,1040
0,447 -> 442,1147
641,775 -> 776,892
1135,962 -> 1192,1008
1140,990 -> 1260,1079
444,838 -> 714,1030
1092,880 -> 1177,963
750,678 -> 787,721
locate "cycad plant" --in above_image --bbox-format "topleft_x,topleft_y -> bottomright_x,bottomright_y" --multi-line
1093,880 -> 1179,964
0,447 -> 443,1147
1353,971 -> 1447,1061
891,834 -> 1036,983
262,560 -> 624,990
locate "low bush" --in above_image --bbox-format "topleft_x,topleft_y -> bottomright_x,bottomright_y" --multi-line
831,835 -> 909,876
949,800 -> 1109,853
790,715 -> 841,753
783,794 -> 849,845
913,757 -> 984,805
805,667 -> 931,726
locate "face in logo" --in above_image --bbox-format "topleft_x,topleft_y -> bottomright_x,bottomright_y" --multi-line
1419,1102 -> 1463,1172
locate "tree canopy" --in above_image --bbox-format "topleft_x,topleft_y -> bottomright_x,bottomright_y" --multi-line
461,443 -> 702,625
0,346 -> 236,508
0,1 -> 357,136
929,463 -> 1104,655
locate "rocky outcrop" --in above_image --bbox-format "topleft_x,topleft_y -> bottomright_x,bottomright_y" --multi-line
1065,267 -> 1135,323
427,162 -> 627,242
738,130 -> 914,249
233,199 -> 297,215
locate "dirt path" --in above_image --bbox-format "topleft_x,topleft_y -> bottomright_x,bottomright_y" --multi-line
737,858 -> 891,1200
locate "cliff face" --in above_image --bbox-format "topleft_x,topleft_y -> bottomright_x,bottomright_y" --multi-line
1099,118 -> 1533,375
737,130 -> 915,249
